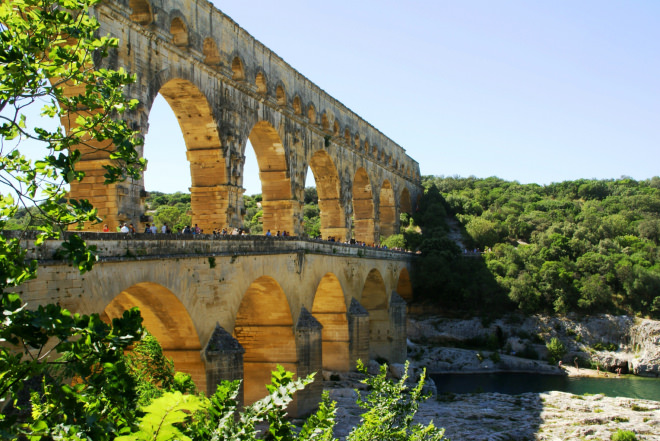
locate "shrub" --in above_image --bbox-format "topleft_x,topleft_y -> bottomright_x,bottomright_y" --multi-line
546,337 -> 567,364
593,342 -> 618,351
611,429 -> 638,441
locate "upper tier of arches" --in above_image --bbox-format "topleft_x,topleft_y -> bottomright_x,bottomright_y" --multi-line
108,0 -> 420,181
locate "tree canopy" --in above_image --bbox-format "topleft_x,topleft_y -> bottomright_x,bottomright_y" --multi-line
412,176 -> 660,317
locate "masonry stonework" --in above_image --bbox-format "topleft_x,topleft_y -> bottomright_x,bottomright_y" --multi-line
14,233 -> 414,416
68,0 -> 421,245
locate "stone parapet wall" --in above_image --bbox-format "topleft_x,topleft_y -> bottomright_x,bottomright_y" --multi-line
7,231 -> 417,264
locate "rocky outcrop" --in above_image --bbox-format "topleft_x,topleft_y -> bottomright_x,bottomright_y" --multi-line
627,319 -> 660,377
408,314 -> 660,377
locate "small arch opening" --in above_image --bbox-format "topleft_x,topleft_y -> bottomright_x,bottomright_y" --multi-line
256,72 -> 267,95
170,17 -> 188,47
307,104 -> 316,123
293,96 -> 302,115
129,0 -> 153,25
276,85 -> 286,106
232,57 -> 245,81
321,112 -> 329,132
203,37 -> 221,66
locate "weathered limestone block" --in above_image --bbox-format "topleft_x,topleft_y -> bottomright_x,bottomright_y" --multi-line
294,307 -> 323,417
348,298 -> 369,371
203,324 -> 245,399
389,292 -> 407,364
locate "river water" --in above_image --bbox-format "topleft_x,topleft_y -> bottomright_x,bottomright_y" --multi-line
430,372 -> 660,401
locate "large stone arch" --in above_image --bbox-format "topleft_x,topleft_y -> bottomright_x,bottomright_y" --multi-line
352,168 -> 376,244
379,179 -> 396,239
396,267 -> 413,302
102,282 -> 205,390
308,150 -> 347,241
311,273 -> 349,371
246,121 -> 295,234
68,0 -> 423,236
360,269 -> 390,360
154,78 -> 227,233
400,187 -> 412,215
233,276 -> 297,405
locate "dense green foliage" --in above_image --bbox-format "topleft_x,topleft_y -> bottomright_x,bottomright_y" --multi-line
0,0 -> 144,242
146,191 -> 192,232
119,361 -> 445,441
412,176 -> 660,317
0,0 -> 146,436
611,429 -> 638,441
243,193 -> 263,234
546,337 -> 566,365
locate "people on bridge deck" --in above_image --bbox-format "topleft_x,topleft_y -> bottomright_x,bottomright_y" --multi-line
266,229 -> 272,237
129,223 -> 136,233
144,224 -> 151,233
120,223 -> 129,233
150,224 -> 157,234
102,224 -> 109,232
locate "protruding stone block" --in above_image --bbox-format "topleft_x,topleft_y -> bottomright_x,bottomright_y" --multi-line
294,306 -> 323,417
348,297 -> 369,370
389,292 -> 407,364
203,323 -> 245,400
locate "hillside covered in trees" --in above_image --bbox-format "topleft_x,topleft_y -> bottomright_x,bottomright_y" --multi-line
410,176 -> 660,318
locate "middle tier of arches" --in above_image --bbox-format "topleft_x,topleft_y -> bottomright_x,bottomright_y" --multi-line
130,77 -> 417,243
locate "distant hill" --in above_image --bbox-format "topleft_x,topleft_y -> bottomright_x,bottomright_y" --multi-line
410,176 -> 660,318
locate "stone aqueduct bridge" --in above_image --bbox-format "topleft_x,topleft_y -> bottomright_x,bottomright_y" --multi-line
19,233 -> 414,415
72,0 -> 422,244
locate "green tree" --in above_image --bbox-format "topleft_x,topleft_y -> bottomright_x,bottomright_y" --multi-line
546,337 -> 566,365
1,0 -> 145,437
465,217 -> 499,249
153,204 -> 191,232
304,186 -> 318,204
381,234 -> 406,249
1,0 -> 144,263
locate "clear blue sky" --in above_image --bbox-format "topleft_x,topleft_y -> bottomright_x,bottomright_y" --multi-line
144,0 -> 659,195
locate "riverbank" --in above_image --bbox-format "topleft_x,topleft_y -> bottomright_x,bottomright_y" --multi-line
322,362 -> 660,440
407,314 -> 660,377
323,313 -> 660,439
325,384 -> 660,440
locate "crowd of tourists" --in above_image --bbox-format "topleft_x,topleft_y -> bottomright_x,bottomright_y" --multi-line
102,222 -> 414,253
